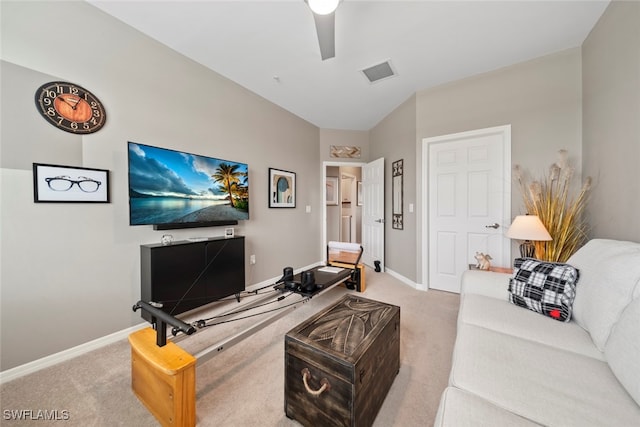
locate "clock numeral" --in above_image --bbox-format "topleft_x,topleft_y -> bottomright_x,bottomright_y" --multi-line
83,122 -> 90,130
45,89 -> 57,98
47,107 -> 56,116
90,117 -> 98,125
56,116 -> 79,131
93,110 -> 101,118
69,87 -> 79,95
43,98 -> 52,106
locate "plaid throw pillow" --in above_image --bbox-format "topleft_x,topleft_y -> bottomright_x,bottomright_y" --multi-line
508,258 -> 580,322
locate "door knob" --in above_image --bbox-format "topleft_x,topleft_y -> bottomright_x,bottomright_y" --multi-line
375,218 -> 385,223
485,223 -> 500,229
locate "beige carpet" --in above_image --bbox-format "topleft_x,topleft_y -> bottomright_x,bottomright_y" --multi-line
0,269 -> 459,426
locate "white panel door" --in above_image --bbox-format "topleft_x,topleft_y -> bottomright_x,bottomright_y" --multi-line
362,158 -> 384,270
427,126 -> 510,293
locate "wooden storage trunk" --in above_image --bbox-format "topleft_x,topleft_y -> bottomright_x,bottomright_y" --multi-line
285,295 -> 400,427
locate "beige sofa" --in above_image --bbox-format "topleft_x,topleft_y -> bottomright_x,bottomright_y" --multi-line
435,239 -> 640,426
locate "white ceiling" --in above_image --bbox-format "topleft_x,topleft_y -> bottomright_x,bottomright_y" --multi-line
88,0 -> 609,131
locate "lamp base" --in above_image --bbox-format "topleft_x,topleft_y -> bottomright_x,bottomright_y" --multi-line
519,241 -> 535,258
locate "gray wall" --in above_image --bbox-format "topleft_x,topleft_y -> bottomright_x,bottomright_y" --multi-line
582,0 -> 640,242
370,96 -> 418,281
1,1 -> 321,370
371,49 -> 583,284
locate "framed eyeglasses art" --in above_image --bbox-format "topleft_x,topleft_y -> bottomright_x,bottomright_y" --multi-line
33,163 -> 110,203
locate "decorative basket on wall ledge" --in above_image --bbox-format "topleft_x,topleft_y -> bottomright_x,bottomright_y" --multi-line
514,149 -> 592,263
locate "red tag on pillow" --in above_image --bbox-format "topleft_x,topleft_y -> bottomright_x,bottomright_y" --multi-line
550,309 -> 561,319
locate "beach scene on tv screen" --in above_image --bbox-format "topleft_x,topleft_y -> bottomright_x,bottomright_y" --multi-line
128,142 -> 249,225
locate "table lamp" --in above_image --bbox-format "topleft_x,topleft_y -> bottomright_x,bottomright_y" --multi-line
506,215 -> 552,258
308,0 -> 340,15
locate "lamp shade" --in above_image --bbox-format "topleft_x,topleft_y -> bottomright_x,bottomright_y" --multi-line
308,0 -> 340,15
506,215 -> 552,241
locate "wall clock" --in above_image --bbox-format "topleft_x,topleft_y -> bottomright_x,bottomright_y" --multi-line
35,81 -> 107,134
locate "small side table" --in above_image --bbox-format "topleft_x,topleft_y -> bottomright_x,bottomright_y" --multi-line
469,264 -> 513,274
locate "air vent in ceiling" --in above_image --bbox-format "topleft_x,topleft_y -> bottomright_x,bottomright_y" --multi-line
361,60 -> 396,84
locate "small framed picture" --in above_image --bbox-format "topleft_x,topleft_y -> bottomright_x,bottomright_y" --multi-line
269,168 -> 296,208
326,176 -> 338,206
33,163 -> 110,203
225,227 -> 235,238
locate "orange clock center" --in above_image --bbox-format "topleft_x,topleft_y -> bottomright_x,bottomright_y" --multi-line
54,95 -> 93,123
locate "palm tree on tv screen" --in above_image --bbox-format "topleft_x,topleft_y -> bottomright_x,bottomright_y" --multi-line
212,163 -> 242,208
232,172 -> 249,207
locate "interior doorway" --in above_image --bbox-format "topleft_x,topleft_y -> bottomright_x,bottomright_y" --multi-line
322,162 -> 364,260
322,158 -> 385,271
339,172 -> 358,242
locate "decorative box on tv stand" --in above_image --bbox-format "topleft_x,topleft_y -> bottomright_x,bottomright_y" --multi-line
284,295 -> 400,427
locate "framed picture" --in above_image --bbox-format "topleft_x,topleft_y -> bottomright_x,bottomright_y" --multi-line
33,163 -> 110,203
326,176 -> 339,206
269,168 -> 296,208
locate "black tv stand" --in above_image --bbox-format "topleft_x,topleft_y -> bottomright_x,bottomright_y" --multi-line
139,236 -> 245,323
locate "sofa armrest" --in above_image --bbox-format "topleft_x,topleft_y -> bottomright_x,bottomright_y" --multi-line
461,270 -> 511,300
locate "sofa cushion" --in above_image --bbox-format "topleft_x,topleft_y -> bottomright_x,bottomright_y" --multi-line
461,269 -> 512,300
450,323 -> 640,426
508,258 -> 579,321
605,297 -> 640,405
568,239 -> 640,350
435,387 -> 542,427
459,293 -> 605,360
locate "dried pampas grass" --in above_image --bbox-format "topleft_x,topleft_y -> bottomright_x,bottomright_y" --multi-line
514,150 -> 591,262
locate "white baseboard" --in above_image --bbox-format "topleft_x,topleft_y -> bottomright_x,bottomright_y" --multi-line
415,282 -> 429,291
0,262 -> 325,384
385,268 -> 424,290
0,323 -> 147,384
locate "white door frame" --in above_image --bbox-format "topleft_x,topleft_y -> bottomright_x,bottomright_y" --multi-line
420,125 -> 511,289
322,161 -> 365,260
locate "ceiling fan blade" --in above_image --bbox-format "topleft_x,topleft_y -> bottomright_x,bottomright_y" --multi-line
312,12 -> 335,60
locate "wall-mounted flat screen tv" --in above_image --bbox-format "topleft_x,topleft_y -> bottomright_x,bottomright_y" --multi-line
128,141 -> 249,230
